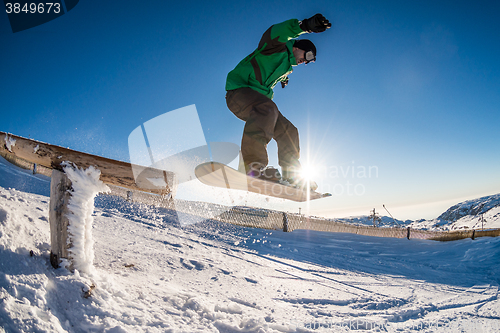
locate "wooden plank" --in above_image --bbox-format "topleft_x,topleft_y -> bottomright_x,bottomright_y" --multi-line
0,132 -> 176,196
49,170 -> 72,269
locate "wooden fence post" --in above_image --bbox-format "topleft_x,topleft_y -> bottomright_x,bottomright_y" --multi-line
49,169 -> 73,269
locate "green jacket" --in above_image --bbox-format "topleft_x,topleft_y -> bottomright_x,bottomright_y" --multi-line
225,19 -> 306,99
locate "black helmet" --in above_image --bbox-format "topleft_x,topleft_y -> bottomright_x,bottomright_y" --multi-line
294,39 -> 316,63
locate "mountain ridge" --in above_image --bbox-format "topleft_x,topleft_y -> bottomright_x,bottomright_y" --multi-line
438,193 -> 500,222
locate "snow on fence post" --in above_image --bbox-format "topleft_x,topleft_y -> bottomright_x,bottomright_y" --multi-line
49,163 -> 109,273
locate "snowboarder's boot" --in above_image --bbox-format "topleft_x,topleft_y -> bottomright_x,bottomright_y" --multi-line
283,177 -> 319,191
247,166 -> 281,183
281,166 -> 318,191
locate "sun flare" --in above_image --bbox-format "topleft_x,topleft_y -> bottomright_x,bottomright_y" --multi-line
300,164 -> 317,181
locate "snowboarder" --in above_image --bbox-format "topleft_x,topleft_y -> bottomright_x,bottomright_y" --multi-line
225,14 -> 331,190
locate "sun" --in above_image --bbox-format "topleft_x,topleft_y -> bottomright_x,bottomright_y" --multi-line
300,164 -> 317,181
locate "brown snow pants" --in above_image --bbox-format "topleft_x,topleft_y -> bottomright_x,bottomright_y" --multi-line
226,87 -> 300,173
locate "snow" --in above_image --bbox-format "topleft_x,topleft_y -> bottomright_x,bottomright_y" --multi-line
0,155 -> 499,332
61,162 -> 110,275
3,135 -> 16,153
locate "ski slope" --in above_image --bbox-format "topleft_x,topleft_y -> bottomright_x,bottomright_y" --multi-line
0,156 -> 499,332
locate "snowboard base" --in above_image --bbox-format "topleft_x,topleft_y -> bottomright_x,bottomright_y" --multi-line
195,162 -> 331,202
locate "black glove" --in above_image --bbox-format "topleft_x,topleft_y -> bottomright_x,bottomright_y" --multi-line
281,78 -> 289,88
300,14 -> 331,33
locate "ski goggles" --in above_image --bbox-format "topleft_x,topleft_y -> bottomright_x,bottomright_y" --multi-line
305,50 -> 316,64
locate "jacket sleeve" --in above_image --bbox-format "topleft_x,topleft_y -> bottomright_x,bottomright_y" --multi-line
257,19 -> 306,55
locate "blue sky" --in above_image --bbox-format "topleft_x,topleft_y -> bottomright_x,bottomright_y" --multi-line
1,0 -> 499,220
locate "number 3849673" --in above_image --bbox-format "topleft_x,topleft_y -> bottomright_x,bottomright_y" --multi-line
5,2 -> 61,14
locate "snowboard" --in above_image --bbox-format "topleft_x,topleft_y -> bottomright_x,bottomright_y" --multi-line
195,161 -> 331,202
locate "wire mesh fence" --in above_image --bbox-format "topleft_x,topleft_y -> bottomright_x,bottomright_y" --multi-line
151,197 -> 500,242
2,149 -> 499,243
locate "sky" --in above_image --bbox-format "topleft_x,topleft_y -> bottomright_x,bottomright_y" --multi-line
1,0 -> 499,220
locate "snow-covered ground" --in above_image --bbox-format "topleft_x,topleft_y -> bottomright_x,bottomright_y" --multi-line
1,156 -> 499,332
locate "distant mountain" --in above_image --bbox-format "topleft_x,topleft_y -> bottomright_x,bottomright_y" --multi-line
337,215 -> 412,228
407,193 -> 500,231
438,193 -> 500,222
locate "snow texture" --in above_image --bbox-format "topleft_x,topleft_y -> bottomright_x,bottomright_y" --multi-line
4,134 -> 16,153
61,162 -> 110,275
0,155 -> 499,332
